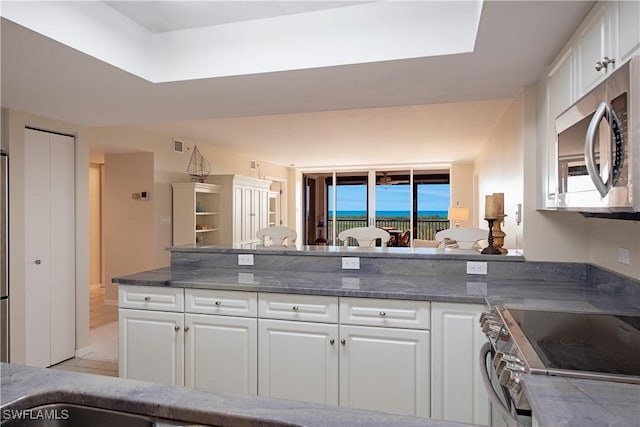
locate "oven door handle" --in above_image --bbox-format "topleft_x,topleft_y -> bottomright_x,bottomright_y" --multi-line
480,342 -> 519,427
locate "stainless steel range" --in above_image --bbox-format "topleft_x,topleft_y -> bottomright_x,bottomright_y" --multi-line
479,307 -> 640,426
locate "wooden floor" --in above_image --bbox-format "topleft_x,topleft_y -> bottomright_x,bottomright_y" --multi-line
90,285 -> 118,329
50,285 -> 119,377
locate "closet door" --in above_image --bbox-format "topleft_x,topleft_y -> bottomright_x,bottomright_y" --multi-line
24,128 -> 75,367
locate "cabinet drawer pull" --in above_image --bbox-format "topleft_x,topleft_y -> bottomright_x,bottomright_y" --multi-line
174,326 -> 180,331
35,259 -> 41,265
379,311 -> 386,317
144,297 -> 151,302
292,306 -> 299,311
330,339 -> 335,345
184,326 -> 190,332
341,339 -> 346,345
215,301 -> 222,306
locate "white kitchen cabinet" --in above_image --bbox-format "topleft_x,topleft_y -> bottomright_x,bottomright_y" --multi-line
119,308 -> 184,386
184,313 -> 257,395
431,302 -> 490,425
258,318 -> 339,405
119,286 -> 258,394
208,175 -> 271,247
338,297 -> 430,418
544,45 -> 575,208
257,293 -> 339,405
576,3 -> 612,95
339,325 -> 430,417
24,128 -> 75,368
615,1 -> 640,65
172,182 -> 221,246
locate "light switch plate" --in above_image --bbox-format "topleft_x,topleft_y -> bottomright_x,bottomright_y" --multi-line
618,248 -> 631,265
238,254 -> 254,266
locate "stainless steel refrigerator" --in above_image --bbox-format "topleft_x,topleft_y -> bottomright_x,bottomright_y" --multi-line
1,149 -> 8,362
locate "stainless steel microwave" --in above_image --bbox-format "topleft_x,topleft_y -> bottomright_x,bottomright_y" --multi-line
555,56 -> 639,214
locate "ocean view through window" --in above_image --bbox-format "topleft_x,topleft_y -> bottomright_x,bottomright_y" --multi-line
328,181 -> 450,242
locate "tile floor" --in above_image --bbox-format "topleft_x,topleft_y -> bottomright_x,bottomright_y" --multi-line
50,285 -> 119,377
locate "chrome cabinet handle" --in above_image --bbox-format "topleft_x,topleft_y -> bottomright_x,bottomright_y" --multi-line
330,339 -> 335,345
144,297 -> 151,302
184,326 -> 190,332
292,306 -> 299,311
379,311 -> 386,317
595,57 -> 616,71
174,326 -> 180,331
35,260 -> 41,265
341,339 -> 346,345
602,56 -> 615,68
215,301 -> 221,306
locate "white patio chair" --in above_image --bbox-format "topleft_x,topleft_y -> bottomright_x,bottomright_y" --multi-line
435,227 -> 487,249
338,227 -> 391,247
256,226 -> 297,246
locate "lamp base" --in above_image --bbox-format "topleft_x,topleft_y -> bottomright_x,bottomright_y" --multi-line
481,246 -> 502,255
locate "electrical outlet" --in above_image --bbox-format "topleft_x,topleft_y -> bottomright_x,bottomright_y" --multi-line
618,248 -> 631,266
238,254 -> 254,266
466,261 -> 488,275
342,257 -> 360,270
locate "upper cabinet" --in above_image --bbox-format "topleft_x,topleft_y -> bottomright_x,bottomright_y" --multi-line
576,3 -> 612,95
540,0 -> 640,209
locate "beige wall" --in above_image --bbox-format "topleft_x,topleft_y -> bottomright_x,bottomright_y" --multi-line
449,163 -> 474,228
3,108 -> 90,363
103,153 -> 156,301
89,126 -> 291,269
89,164 -> 102,286
473,93 -> 525,250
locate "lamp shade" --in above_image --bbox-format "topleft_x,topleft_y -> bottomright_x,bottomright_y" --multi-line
448,207 -> 469,222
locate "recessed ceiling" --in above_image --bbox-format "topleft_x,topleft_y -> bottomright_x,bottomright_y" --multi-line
0,1 -> 594,168
105,1 -> 372,33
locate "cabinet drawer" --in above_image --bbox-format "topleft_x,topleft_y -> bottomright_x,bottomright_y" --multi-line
186,289 -> 257,317
340,298 -> 430,329
258,293 -> 338,323
118,285 -> 184,312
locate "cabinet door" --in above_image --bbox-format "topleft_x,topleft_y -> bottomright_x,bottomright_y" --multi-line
258,319 -> 338,405
545,46 -> 575,207
577,3 -> 610,95
616,0 -> 640,65
431,303 -> 489,425
184,314 -> 257,395
119,308 -> 184,386
339,325 -> 430,418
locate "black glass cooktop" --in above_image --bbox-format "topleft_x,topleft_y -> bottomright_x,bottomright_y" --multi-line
508,309 -> 640,379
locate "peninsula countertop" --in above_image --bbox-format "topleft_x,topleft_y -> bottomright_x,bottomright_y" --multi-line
0,363 -> 469,427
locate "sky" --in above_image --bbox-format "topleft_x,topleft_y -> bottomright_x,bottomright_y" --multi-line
328,184 -> 450,212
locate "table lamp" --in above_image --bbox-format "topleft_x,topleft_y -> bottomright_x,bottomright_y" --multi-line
448,203 -> 469,228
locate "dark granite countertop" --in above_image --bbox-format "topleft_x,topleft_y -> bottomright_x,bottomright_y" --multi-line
113,266 -> 640,315
168,243 -> 526,261
0,363 -> 470,427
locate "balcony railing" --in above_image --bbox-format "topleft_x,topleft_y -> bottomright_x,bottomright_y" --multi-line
327,218 -> 449,245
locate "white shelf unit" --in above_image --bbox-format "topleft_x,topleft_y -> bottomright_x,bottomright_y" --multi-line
172,182 -> 221,246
